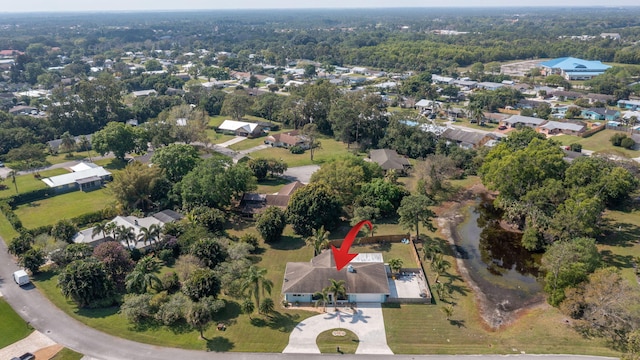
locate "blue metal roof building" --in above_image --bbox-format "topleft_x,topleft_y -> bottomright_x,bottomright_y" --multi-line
539,57 -> 611,80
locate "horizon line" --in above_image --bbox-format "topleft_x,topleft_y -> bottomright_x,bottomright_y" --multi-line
0,5 -> 639,14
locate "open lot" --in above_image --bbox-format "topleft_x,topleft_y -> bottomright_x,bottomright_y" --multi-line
14,188 -> 113,229
251,137 -> 353,167
555,129 -> 640,158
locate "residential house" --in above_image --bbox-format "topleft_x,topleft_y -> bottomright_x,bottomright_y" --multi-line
415,99 -> 440,113
351,67 -> 369,75
453,79 -> 477,90
502,115 -> 547,128
8,105 -> 37,115
441,128 -> 492,149
483,112 -> 511,124
432,74 -> 455,85
618,99 -> 640,110
239,181 -> 304,216
47,134 -> 93,153
516,99 -> 548,110
581,108 -> 620,121
551,90 -> 583,101
41,162 -> 111,193
368,149 -> 411,174
539,57 -> 611,80
476,82 -> 504,91
264,131 -> 309,149
586,93 -> 615,104
72,209 -> 183,249
217,120 -> 264,137
282,251 -> 390,304
537,120 -> 586,136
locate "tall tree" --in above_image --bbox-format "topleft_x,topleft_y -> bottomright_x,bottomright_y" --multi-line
255,206 -> 287,244
302,123 -> 321,162
151,143 -> 201,183
286,182 -> 342,237
306,226 -> 330,256
326,279 -> 347,309
92,122 -> 145,160
58,259 -> 113,307
221,90 -> 253,121
397,194 -> 436,241
125,256 -> 163,294
109,161 -> 164,211
241,265 -> 273,311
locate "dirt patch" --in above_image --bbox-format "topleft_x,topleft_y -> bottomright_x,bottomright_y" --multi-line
434,183 -> 544,330
34,344 -> 63,359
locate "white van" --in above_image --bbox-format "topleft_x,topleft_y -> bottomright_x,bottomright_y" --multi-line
13,270 -> 30,286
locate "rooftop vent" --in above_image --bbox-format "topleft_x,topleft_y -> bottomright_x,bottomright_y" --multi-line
347,265 -> 355,273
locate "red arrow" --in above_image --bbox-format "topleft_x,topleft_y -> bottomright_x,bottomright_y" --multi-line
331,220 -> 372,271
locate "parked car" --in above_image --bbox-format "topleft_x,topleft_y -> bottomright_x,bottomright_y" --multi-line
498,125 -> 507,130
11,353 -> 35,360
0,161 -> 4,167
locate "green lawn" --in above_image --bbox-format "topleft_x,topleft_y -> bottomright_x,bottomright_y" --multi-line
317,329 -> 358,354
598,206 -> 640,288
0,298 -> 33,348
0,211 -> 20,242
32,228 -> 316,352
50,348 -> 84,360
354,242 -> 417,267
554,129 -> 640,158
250,137 -> 352,167
255,177 -> 290,194
14,189 -> 113,229
0,168 -> 68,198
46,151 -> 101,165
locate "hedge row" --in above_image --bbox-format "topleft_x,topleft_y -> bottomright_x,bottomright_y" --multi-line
0,200 -> 23,231
70,207 -> 118,229
4,188 -> 54,207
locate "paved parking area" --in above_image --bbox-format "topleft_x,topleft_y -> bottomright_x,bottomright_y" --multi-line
283,303 -> 393,355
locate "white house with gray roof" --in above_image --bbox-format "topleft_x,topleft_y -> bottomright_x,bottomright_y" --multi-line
41,162 -> 111,193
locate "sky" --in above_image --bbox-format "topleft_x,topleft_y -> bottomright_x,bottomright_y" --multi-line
0,0 -> 639,12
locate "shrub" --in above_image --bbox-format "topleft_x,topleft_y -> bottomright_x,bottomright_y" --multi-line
161,271 -> 181,294
610,133 -> 627,146
289,145 -> 304,154
8,234 -> 34,256
621,137 -> 636,149
20,248 -> 46,274
240,233 -> 259,248
569,143 -> 582,152
121,293 -> 154,324
158,249 -> 175,266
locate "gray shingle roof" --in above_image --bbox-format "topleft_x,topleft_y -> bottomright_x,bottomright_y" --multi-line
282,251 -> 390,295
369,149 -> 410,171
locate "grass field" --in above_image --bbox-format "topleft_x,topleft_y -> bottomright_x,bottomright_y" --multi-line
32,230 -> 316,352
0,168 -> 68,198
0,211 -> 20,243
0,298 -> 33,348
14,189 -> 113,229
317,329 -> 358,354
50,348 -> 84,360
554,129 -> 640,158
46,151 -> 101,165
598,206 -> 640,288
250,137 -> 352,167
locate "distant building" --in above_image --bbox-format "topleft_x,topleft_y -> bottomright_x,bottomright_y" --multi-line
539,57 -> 611,81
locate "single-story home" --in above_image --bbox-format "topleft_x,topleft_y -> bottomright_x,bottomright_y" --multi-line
476,82 -> 504,91
47,134 -> 93,152
8,105 -> 37,115
73,209 -> 183,249
217,120 -> 264,137
131,89 -> 157,97
415,99 -> 441,113
41,162 -> 111,193
551,90 -> 583,101
282,251 -> 390,304
502,115 -> 547,129
432,74 -> 455,85
537,120 -> 586,136
264,131 -> 309,149
441,128 -> 492,149
618,99 -> 640,110
239,181 -> 304,216
585,93 -> 614,104
581,108 -> 620,121
368,149 -> 411,174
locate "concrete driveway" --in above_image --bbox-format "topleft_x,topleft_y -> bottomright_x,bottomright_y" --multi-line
283,303 -> 393,355
282,165 -> 320,184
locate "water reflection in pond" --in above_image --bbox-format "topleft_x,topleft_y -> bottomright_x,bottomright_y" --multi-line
454,198 -> 543,320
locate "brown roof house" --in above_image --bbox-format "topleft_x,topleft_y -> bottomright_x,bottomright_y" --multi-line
282,251 -> 390,304
264,131 -> 310,149
368,149 -> 411,174
239,181 -> 304,217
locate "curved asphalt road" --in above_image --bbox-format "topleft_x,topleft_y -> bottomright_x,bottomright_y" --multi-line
0,239 -> 619,360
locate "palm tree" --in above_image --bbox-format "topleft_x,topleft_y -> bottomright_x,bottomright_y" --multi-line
137,226 -> 153,247
313,288 -> 330,312
259,298 -> 275,316
92,222 -> 108,240
388,258 -> 403,276
422,238 -> 442,263
326,279 -> 347,310
434,281 -> 451,301
148,223 -> 162,247
8,170 -> 18,193
241,298 -> 255,320
306,226 -> 330,256
78,135 -> 91,161
104,222 -> 117,240
125,256 -> 162,294
60,131 -> 76,154
116,225 -> 136,250
241,265 -> 274,311
431,254 -> 452,283
441,304 -> 454,320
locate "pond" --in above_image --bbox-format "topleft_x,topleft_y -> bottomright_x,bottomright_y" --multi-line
452,198 -> 544,327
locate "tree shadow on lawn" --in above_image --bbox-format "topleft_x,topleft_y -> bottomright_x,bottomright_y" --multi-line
600,249 -> 635,270
102,159 -> 127,170
449,319 -> 466,328
214,300 -> 241,326
250,311 -> 302,332
206,336 -> 235,352
599,221 -> 640,248
259,177 -> 290,187
269,235 -> 305,250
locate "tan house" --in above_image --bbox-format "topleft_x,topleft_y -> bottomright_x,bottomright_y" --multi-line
536,120 -> 586,136
368,149 -> 411,174
264,131 -> 309,149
